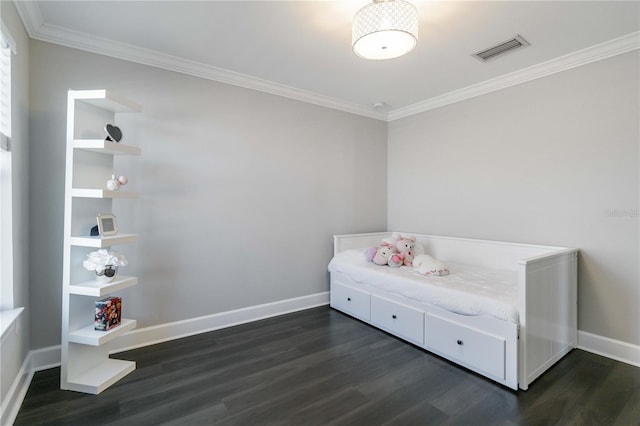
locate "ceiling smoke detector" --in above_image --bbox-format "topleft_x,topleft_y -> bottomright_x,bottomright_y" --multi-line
472,35 -> 530,62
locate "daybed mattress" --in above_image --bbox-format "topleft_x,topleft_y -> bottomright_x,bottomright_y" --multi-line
328,249 -> 520,324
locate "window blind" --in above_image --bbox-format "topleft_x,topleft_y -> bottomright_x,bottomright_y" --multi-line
0,29 -> 12,152
0,23 -> 13,310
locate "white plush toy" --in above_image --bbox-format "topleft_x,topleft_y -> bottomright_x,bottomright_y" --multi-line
413,254 -> 449,276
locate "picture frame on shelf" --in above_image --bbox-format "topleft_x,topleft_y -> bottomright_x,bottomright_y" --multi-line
97,213 -> 118,236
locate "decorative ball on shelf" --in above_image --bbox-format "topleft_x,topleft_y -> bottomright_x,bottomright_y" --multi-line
106,175 -> 120,191
106,174 -> 128,191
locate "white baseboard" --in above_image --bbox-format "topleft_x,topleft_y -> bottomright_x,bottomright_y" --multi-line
0,344 -> 63,425
578,330 -> 640,367
22,292 -> 330,367
1,353 -> 32,426
1,344 -> 63,426
112,292 -> 330,353
29,344 -> 62,372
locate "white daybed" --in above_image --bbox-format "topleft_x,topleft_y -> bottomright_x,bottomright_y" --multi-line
328,232 -> 578,390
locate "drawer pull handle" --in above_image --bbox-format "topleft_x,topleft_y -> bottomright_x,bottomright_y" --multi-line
347,297 -> 351,301
457,339 -> 464,346
392,314 -> 397,319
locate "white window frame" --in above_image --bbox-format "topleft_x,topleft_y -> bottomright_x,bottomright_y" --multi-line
0,21 -> 16,313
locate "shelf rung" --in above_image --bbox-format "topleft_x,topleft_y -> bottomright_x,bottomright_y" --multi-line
68,277 -> 137,297
66,358 -> 136,394
69,319 -> 136,346
72,188 -> 139,199
73,139 -> 141,155
69,89 -> 142,113
69,234 -> 137,248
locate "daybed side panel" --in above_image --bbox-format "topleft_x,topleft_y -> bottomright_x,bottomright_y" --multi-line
519,250 -> 578,389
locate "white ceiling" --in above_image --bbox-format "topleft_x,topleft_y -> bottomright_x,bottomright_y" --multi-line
15,1 -> 640,120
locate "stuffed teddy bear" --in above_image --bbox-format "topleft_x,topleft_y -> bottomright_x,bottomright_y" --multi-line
384,233 -> 416,267
394,235 -> 416,267
413,254 -> 449,276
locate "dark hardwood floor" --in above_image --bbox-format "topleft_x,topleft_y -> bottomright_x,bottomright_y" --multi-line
15,306 -> 640,425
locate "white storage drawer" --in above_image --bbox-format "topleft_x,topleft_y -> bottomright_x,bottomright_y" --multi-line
425,313 -> 506,380
371,295 -> 424,345
331,282 -> 370,321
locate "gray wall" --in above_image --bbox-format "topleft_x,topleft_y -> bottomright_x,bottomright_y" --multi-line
23,30 -> 640,351
388,51 -> 639,345
29,41 -> 387,349
0,0 -> 30,405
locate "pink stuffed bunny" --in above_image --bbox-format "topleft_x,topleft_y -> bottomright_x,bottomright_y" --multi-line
371,243 -> 396,266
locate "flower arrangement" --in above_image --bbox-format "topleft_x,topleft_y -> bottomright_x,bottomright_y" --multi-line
82,249 -> 128,274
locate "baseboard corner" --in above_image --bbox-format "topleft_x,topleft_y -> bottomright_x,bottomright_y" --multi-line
1,344 -> 61,425
577,330 -> 640,367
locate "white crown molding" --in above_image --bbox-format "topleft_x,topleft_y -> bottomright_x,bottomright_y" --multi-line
388,31 -> 640,121
13,3 -> 640,122
12,0 -> 43,39
21,18 -> 387,121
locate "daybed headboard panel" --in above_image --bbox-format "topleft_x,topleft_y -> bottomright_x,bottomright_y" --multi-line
335,232 -> 571,272
333,232 -> 391,254
407,234 -> 569,271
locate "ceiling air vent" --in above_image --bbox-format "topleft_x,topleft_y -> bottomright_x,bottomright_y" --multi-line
473,35 -> 529,62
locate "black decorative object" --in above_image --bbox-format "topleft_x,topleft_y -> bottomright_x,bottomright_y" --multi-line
104,124 -> 123,143
90,225 -> 99,236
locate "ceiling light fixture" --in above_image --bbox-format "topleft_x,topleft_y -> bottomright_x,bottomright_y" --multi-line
352,0 -> 419,60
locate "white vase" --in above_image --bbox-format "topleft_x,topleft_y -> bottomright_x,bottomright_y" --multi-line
95,265 -> 118,283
